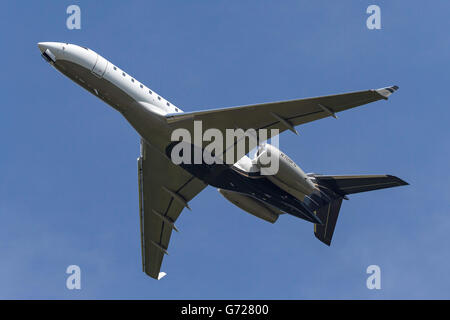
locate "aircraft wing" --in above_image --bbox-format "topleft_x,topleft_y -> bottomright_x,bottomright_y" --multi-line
137,140 -> 207,279
166,86 -> 399,163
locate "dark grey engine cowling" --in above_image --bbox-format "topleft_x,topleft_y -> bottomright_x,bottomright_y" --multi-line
218,189 -> 283,223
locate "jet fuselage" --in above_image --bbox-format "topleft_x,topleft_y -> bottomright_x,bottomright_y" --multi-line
38,41 -> 329,224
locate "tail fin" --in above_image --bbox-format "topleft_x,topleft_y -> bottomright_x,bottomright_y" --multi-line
311,174 -> 408,245
314,198 -> 343,246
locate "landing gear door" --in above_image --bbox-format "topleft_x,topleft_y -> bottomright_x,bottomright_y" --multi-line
92,54 -> 108,78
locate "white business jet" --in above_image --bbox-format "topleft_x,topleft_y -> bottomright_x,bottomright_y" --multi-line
38,42 -> 407,280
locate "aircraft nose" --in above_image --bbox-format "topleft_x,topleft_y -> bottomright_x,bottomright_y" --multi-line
37,42 -> 46,53
38,42 -> 58,53
38,42 -> 65,63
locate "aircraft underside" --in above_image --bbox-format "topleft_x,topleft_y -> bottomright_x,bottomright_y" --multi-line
164,141 -> 408,246
38,41 -> 408,279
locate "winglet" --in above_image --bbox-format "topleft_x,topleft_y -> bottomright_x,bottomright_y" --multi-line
157,272 -> 167,280
375,85 -> 399,100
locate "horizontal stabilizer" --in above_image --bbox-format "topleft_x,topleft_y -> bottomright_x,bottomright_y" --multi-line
313,174 -> 408,195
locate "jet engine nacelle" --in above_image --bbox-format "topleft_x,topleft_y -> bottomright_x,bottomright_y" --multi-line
255,144 -> 316,200
218,189 -> 281,223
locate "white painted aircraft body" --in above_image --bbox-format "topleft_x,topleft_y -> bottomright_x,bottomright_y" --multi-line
38,42 -> 407,280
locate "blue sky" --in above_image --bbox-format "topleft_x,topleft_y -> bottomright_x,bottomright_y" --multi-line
0,1 -> 449,299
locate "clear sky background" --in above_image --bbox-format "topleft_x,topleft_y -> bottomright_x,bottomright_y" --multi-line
0,1 -> 449,299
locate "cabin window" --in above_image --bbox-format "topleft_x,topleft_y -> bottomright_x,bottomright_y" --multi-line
166,102 -> 170,106
157,96 -> 161,100
131,78 -> 135,82
175,108 -> 179,112
148,90 -> 152,94
140,84 -> 143,89
113,66 -> 117,71
122,72 -> 126,77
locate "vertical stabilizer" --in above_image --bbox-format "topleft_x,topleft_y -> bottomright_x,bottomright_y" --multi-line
314,198 -> 343,246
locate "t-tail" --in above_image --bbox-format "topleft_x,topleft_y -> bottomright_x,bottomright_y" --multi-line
305,174 -> 408,246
